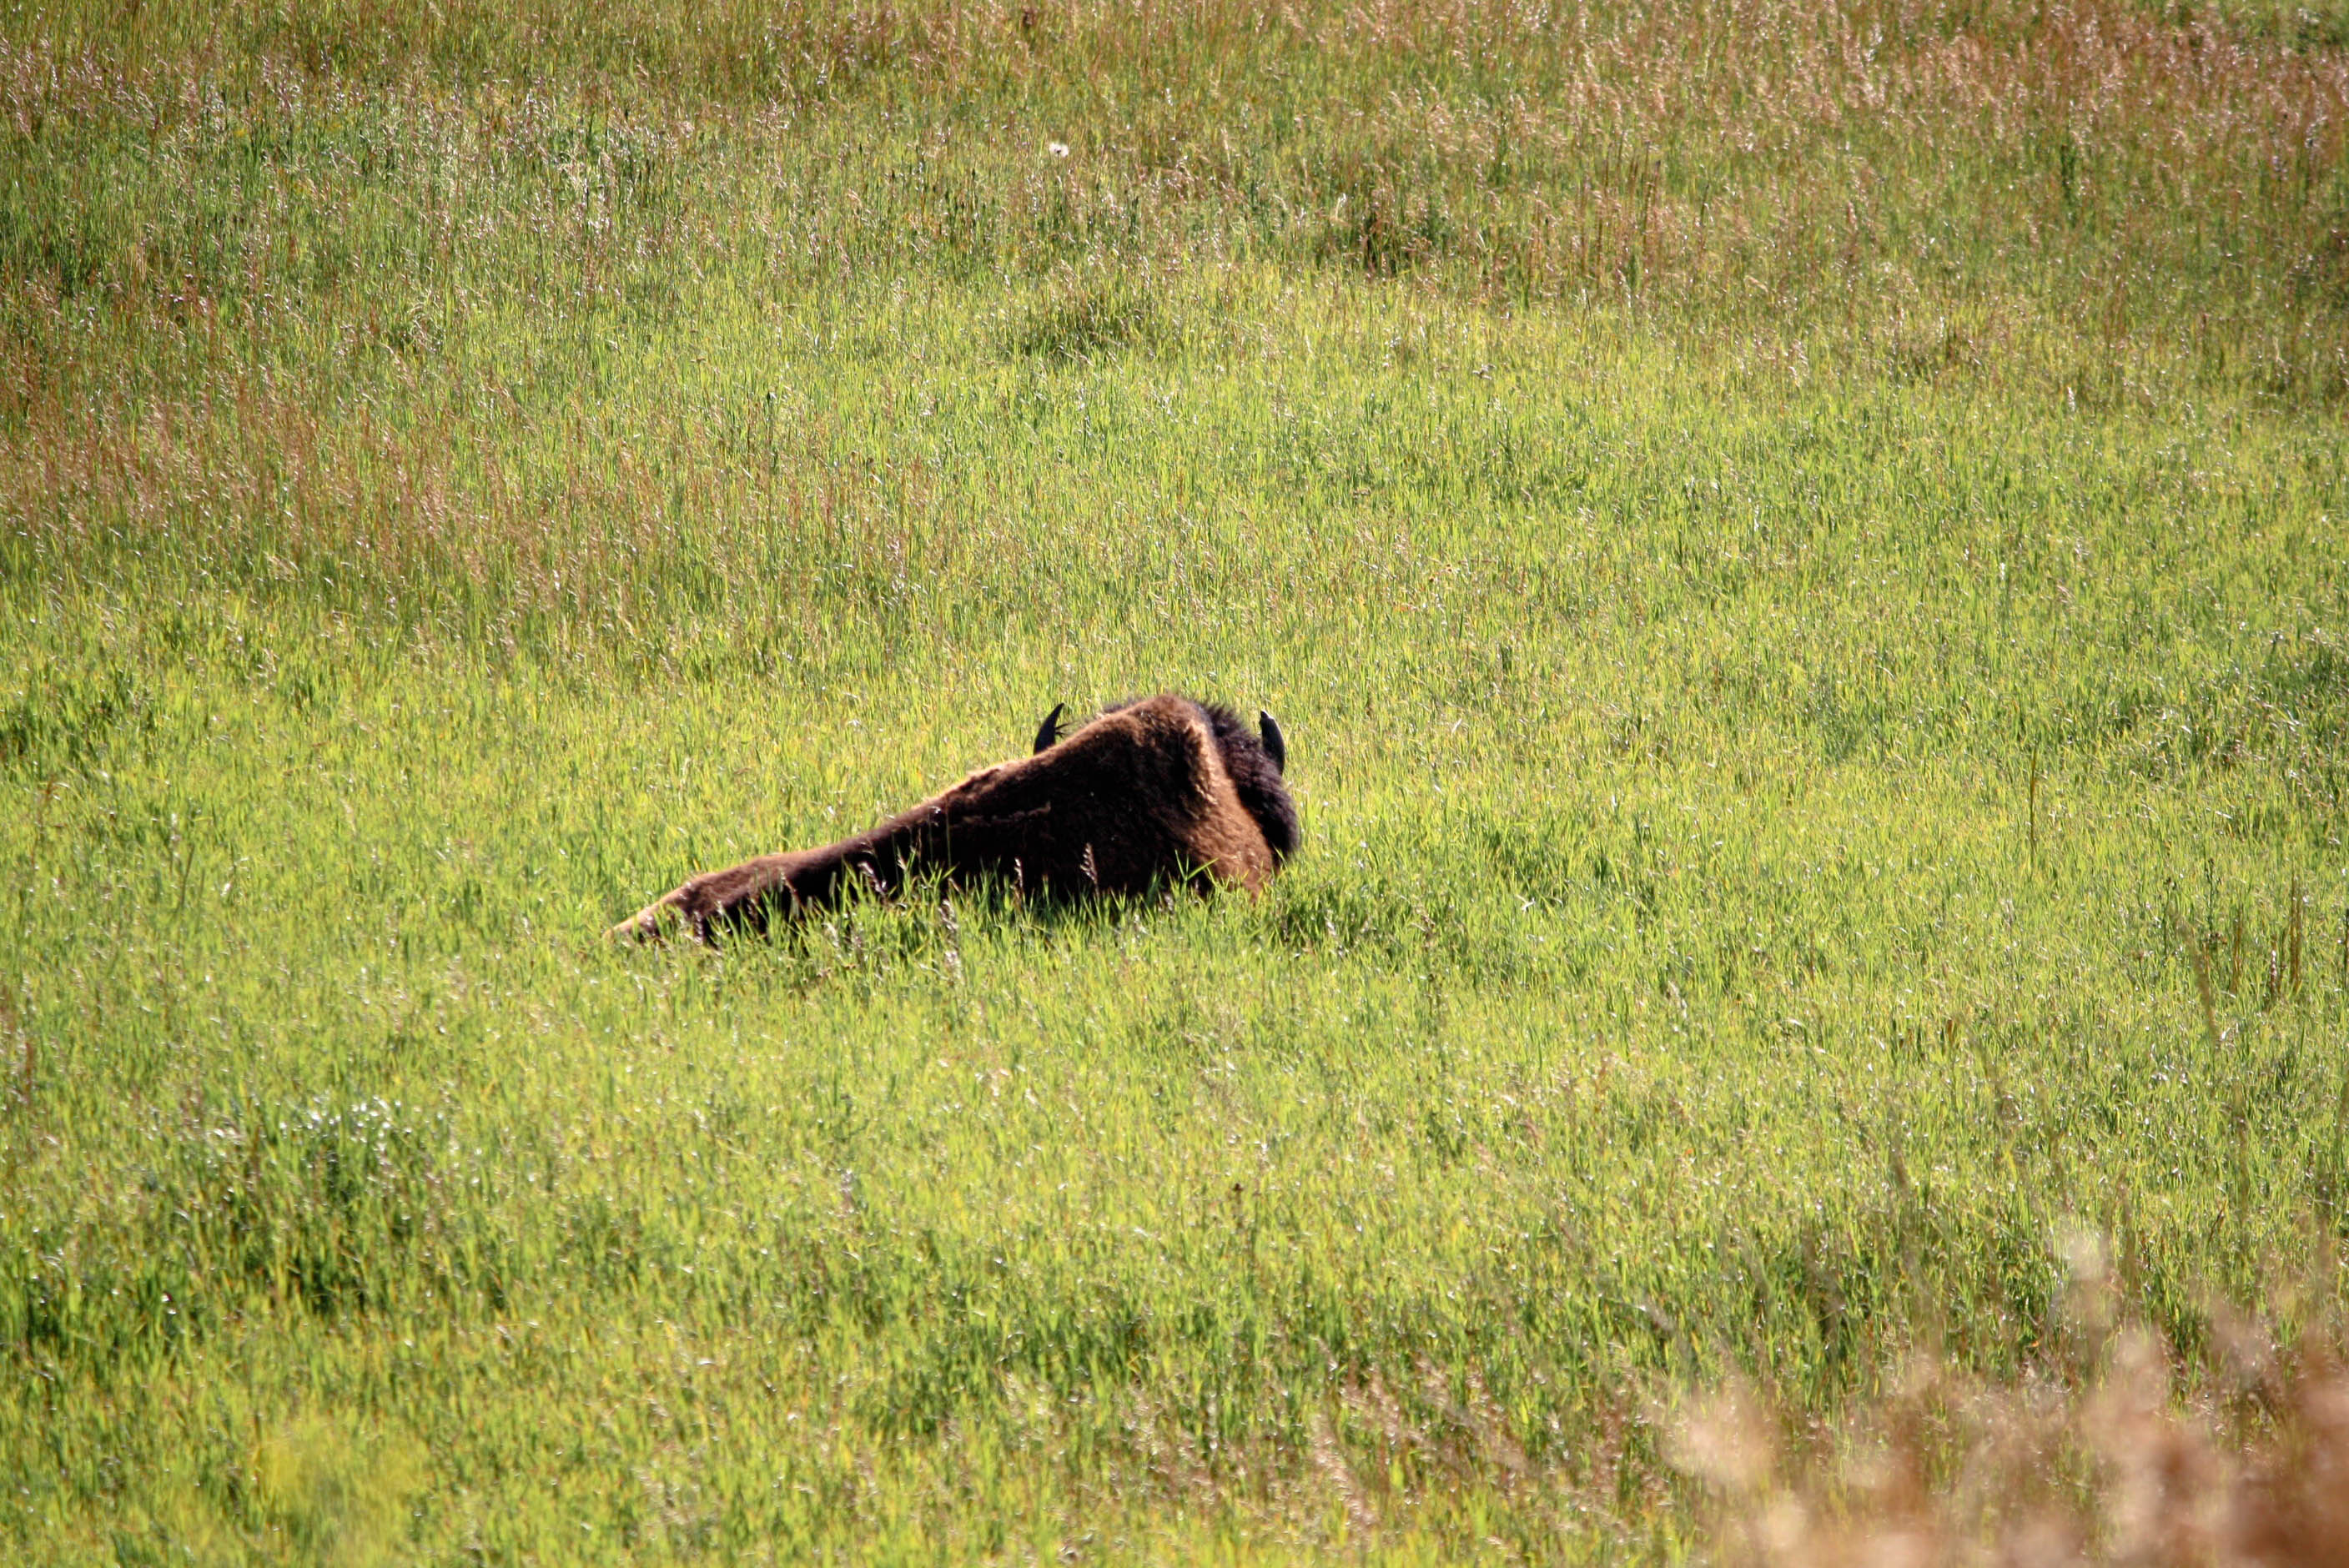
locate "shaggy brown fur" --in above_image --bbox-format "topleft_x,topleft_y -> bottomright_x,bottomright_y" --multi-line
610,694 -> 1297,942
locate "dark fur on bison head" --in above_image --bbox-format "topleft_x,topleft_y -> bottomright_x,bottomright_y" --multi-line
611,693 -> 1298,943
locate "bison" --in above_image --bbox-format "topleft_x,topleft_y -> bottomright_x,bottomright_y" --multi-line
609,693 -> 1297,943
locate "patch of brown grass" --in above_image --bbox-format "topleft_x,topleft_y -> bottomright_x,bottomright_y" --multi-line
1681,1332 -> 2349,1566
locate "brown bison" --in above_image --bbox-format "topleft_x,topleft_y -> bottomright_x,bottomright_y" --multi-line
609,694 -> 1297,942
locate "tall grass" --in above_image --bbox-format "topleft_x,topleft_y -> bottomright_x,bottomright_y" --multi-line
9,0 -> 2349,642
3,1 -> 2347,1560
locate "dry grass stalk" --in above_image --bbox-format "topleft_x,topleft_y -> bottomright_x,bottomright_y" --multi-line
1681,1336 -> 2349,1567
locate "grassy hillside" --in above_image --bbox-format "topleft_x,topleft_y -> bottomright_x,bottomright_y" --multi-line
4,1 -> 2348,1560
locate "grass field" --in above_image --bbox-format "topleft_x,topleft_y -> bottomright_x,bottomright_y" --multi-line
5,0 -> 2349,1560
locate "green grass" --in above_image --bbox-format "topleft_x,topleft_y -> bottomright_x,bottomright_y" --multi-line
4,0 -> 2349,1560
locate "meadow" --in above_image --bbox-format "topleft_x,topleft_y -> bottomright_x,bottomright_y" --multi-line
3,0 -> 2349,1560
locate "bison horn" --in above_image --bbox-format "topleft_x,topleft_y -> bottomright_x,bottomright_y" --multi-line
1258,710 -> 1286,773
1033,702 -> 1068,754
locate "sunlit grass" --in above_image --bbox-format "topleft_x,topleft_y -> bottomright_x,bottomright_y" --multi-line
3,1 -> 2348,1561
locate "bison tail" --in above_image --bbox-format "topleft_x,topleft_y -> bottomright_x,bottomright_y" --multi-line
606,890 -> 696,945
